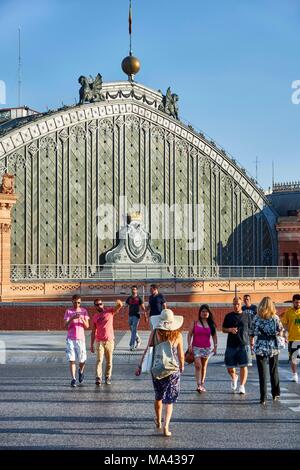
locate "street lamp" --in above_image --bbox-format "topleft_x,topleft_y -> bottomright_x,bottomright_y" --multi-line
219,284 -> 239,297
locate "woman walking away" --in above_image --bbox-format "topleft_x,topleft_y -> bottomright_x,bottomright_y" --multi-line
251,296 -> 284,405
136,309 -> 184,437
187,304 -> 217,393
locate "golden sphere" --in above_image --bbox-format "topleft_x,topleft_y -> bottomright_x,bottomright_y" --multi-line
121,55 -> 140,77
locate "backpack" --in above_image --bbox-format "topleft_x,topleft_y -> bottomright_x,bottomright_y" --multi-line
151,339 -> 179,380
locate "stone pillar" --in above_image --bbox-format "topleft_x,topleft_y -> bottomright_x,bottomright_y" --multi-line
0,194 -> 18,300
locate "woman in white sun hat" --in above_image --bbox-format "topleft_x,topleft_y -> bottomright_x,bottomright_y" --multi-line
136,309 -> 184,437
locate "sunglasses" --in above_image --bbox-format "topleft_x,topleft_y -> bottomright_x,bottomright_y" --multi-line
95,303 -> 103,307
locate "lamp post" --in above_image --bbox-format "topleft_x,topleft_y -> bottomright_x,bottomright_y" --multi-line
219,284 -> 239,297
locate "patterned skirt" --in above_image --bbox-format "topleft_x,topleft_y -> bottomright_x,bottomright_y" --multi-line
152,371 -> 181,404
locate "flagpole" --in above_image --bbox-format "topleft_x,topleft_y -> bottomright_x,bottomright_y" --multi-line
129,0 -> 132,55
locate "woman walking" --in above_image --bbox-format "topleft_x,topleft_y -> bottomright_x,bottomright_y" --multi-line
136,309 -> 184,437
251,296 -> 284,405
187,304 -> 217,392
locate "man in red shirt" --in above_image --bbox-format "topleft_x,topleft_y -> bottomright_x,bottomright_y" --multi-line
90,298 -> 123,385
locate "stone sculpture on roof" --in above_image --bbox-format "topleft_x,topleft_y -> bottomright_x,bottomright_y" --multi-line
78,73 -> 105,104
159,86 -> 179,120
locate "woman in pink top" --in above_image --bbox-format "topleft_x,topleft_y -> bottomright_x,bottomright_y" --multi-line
187,304 -> 217,393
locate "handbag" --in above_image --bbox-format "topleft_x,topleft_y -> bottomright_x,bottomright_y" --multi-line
184,349 -> 194,364
141,346 -> 153,373
276,335 -> 286,350
185,320 -> 197,364
273,318 -> 285,349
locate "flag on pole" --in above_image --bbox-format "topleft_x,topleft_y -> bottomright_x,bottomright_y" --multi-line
129,0 -> 132,35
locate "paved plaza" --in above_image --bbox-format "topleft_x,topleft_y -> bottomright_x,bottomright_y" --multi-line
0,332 -> 299,450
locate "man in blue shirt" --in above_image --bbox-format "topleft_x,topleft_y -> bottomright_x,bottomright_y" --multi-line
146,284 -> 167,322
242,294 -> 257,317
123,286 -> 145,351
242,294 -> 257,366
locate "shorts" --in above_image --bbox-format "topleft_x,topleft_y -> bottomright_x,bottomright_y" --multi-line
193,346 -> 211,358
224,345 -> 248,368
288,341 -> 300,363
66,338 -> 87,363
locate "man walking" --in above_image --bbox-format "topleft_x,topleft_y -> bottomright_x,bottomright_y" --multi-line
64,295 -> 89,387
281,293 -> 300,383
242,294 -> 257,317
146,284 -> 167,321
242,294 -> 257,366
123,286 -> 146,351
90,298 -> 123,386
91,299 -> 123,385
222,297 -> 253,394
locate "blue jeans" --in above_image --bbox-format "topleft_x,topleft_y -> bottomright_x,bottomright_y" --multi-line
129,316 -> 140,347
246,344 -> 253,366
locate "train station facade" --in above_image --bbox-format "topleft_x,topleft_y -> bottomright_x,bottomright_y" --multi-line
0,78 -> 299,326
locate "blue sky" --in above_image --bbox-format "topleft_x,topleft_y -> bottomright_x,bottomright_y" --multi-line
0,0 -> 299,190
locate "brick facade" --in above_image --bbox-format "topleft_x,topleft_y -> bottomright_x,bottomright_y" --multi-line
276,210 -> 300,267
0,303 -> 288,331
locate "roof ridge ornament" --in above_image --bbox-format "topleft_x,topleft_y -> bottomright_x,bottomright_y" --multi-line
121,1 -> 141,82
158,87 -> 179,120
78,73 -> 105,104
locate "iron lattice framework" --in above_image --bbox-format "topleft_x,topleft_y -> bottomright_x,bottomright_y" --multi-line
0,81 -> 277,277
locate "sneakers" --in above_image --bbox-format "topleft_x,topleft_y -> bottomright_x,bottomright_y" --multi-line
78,369 -> 84,383
71,379 -> 77,388
95,377 -> 101,386
130,346 -> 135,351
273,395 -> 280,401
239,385 -> 246,394
135,337 -> 142,348
231,375 -> 238,392
292,373 -> 299,383
105,377 -> 112,385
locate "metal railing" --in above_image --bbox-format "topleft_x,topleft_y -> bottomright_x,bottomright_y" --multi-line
10,264 -> 300,281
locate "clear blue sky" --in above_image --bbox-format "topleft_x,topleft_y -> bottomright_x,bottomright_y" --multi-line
0,0 -> 299,190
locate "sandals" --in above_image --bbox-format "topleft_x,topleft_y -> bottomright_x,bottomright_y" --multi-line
154,418 -> 162,429
197,384 -> 206,393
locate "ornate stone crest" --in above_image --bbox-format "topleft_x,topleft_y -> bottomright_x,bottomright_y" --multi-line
105,214 -> 162,265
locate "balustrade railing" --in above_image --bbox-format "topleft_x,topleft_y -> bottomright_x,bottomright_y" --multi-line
10,264 -> 300,281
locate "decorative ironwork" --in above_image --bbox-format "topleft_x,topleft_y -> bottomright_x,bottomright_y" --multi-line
273,181 -> 300,192
0,82 -> 277,271
10,264 -> 300,281
8,152 -> 28,170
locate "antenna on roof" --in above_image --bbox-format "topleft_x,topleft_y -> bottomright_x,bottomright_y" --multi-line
253,156 -> 259,183
18,27 -> 22,107
272,160 -> 275,189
